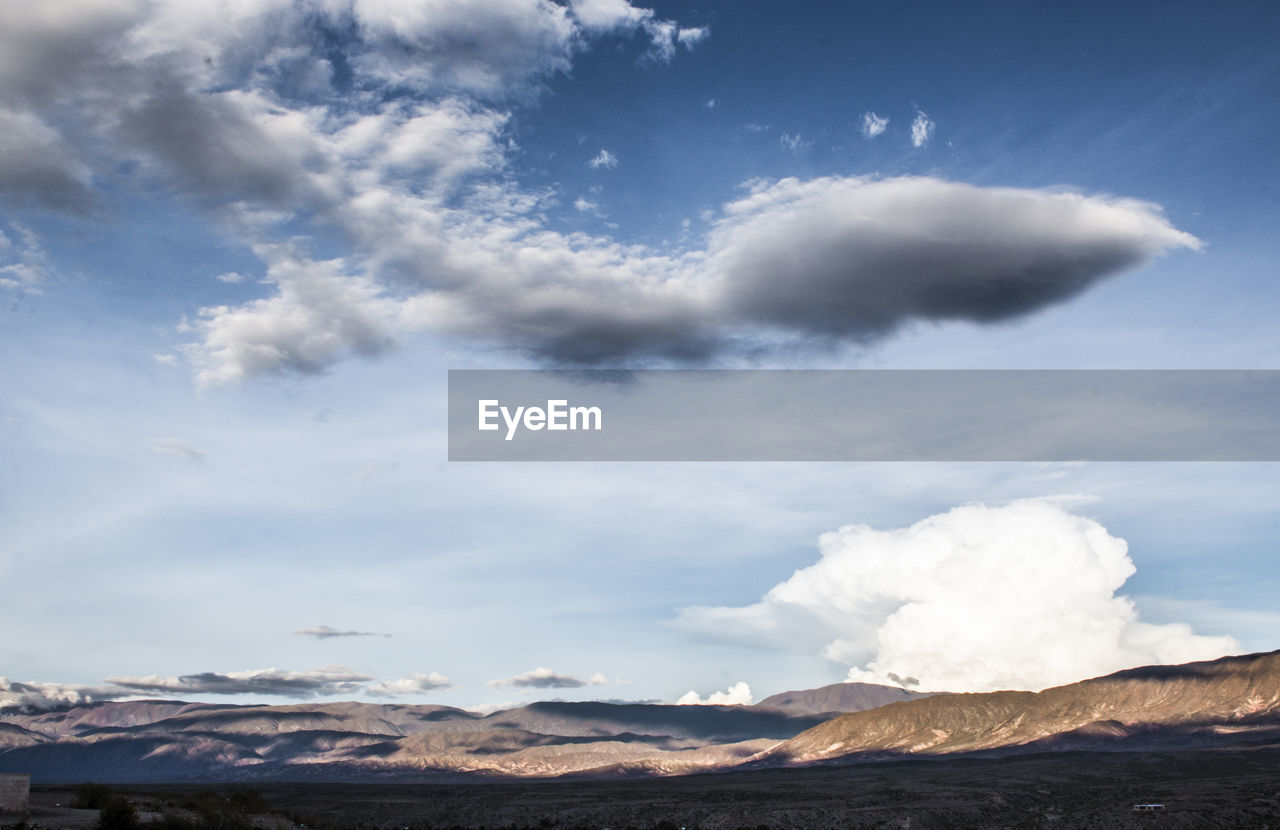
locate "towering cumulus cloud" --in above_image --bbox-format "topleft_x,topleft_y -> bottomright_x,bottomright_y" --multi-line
676,500 -> 1237,693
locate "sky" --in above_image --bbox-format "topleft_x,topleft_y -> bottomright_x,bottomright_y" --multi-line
2,0 -> 1280,713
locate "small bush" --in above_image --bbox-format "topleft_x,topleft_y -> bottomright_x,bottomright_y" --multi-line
149,816 -> 198,830
96,797 -> 140,830
224,787 -> 270,814
73,783 -> 116,810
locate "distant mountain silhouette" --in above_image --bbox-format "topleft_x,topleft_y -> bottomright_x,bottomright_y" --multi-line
4,653 -> 1279,783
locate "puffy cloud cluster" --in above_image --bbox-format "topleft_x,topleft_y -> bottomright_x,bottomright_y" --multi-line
488,667 -> 608,689
2,664 -> 457,711
676,681 -> 753,706
0,678 -> 129,713
0,0 -> 1201,382
677,500 -> 1238,693
106,666 -> 375,696
366,672 -> 452,697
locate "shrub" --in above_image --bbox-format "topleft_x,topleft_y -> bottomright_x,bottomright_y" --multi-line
96,797 -> 140,830
72,783 -> 115,810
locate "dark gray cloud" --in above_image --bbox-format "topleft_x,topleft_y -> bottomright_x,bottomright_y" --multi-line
0,110 -> 95,212
114,81 -> 332,210
708,176 -> 1202,343
106,667 -> 373,697
293,625 -> 390,639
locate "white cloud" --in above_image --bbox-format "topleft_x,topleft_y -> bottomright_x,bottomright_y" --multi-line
185,248 -> 407,387
779,132 -> 809,153
333,0 -> 581,96
570,0 -> 651,30
573,196 -> 599,213
676,681 -> 752,706
151,437 -> 205,462
676,499 -> 1238,693
487,667 -> 607,689
365,672 -> 452,697
588,148 -> 618,169
911,109 -> 934,147
214,272 -> 245,284
861,111 -> 888,138
0,221 -> 50,292
676,26 -> 708,48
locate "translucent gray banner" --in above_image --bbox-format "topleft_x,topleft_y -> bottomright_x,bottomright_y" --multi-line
447,370 -> 1280,461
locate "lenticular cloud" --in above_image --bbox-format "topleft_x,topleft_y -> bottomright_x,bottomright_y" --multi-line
677,499 -> 1237,693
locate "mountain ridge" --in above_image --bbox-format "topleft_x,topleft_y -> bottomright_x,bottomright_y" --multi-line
759,649 -> 1280,766
4,652 -> 1279,783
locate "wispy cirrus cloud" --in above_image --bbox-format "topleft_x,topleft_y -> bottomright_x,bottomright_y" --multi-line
588,148 -> 619,169
910,109 -> 934,147
151,438 -> 205,463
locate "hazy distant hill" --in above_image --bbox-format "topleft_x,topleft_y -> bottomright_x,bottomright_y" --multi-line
0,697 -> 832,782
754,681 -> 927,717
761,650 -> 1280,766
5,653 -> 1280,783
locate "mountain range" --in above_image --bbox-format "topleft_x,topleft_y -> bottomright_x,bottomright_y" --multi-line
2,652 -> 1278,783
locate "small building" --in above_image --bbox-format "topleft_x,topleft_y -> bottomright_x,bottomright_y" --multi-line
1132,803 -> 1165,812
0,774 -> 29,815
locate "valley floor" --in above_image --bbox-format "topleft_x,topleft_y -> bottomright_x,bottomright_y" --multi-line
19,747 -> 1280,830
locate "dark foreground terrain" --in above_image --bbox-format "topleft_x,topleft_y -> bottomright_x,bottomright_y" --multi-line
19,747 -> 1280,830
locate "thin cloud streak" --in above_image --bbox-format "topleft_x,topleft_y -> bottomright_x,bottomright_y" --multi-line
293,625 -> 391,639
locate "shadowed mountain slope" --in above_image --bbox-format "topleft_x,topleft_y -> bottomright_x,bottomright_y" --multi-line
762,650 -> 1280,765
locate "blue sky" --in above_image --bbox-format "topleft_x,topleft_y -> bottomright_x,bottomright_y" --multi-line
2,0 -> 1279,710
